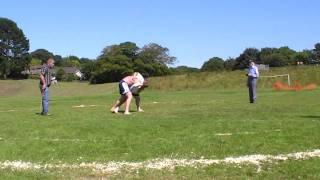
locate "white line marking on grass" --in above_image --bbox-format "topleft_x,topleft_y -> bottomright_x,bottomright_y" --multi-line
1,149 -> 320,174
215,129 -> 281,136
215,133 -> 233,136
0,137 -> 112,143
72,104 -> 102,108
72,105 -> 86,108
0,109 -> 17,113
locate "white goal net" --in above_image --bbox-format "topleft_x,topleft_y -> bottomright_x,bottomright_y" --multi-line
260,74 -> 291,86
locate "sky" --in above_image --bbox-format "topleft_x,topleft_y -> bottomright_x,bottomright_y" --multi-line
1,0 -> 320,68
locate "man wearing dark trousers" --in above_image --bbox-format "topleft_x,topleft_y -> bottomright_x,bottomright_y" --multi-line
247,61 -> 259,103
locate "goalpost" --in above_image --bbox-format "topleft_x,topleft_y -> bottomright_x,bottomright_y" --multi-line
259,74 -> 291,86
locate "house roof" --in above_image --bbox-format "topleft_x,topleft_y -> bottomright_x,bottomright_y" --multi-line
57,67 -> 80,74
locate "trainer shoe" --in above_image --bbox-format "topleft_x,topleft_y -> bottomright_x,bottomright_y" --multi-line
124,111 -> 131,115
110,107 -> 119,113
41,112 -> 51,116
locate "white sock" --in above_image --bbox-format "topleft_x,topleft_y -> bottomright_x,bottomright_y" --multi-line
114,107 -> 119,113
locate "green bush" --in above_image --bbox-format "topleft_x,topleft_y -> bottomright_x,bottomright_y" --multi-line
65,74 -> 75,82
56,69 -> 66,81
201,57 -> 225,72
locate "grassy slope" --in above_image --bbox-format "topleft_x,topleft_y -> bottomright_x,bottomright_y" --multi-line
149,66 -> 320,91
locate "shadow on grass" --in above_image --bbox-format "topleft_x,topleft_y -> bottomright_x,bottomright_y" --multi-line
35,113 -> 53,116
111,110 -> 141,114
300,115 -> 320,120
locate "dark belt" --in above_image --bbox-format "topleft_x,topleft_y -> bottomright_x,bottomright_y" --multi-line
248,76 -> 258,79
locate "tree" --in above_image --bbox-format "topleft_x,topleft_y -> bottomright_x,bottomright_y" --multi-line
0,18 -> 30,79
260,47 -> 296,67
80,60 -> 97,80
30,49 -> 54,64
277,46 -> 296,65
139,43 -> 177,66
90,63 -> 133,84
134,58 -> 171,76
313,43 -> 320,61
293,50 -> 313,64
262,53 -> 287,67
90,42 -> 175,84
234,48 -> 260,69
63,55 -> 81,67
90,43 -> 138,84
171,66 -> 200,74
133,43 -> 176,77
98,42 -> 139,60
54,55 -> 63,66
224,57 -> 236,70
79,57 -> 91,64
119,42 -> 139,59
201,57 -> 224,71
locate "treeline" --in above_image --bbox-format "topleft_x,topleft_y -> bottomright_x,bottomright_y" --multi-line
2,17 -> 320,84
0,17 -> 177,83
30,44 -> 320,83
201,45 -> 320,72
28,42 -> 176,83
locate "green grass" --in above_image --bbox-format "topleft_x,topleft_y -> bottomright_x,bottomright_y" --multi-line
0,70 -> 320,179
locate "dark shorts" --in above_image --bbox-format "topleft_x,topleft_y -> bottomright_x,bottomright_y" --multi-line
119,80 -> 130,95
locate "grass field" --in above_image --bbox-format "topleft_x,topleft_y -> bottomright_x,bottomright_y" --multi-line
0,70 -> 320,179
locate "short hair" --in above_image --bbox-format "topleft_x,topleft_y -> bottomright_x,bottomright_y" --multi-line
47,58 -> 54,63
